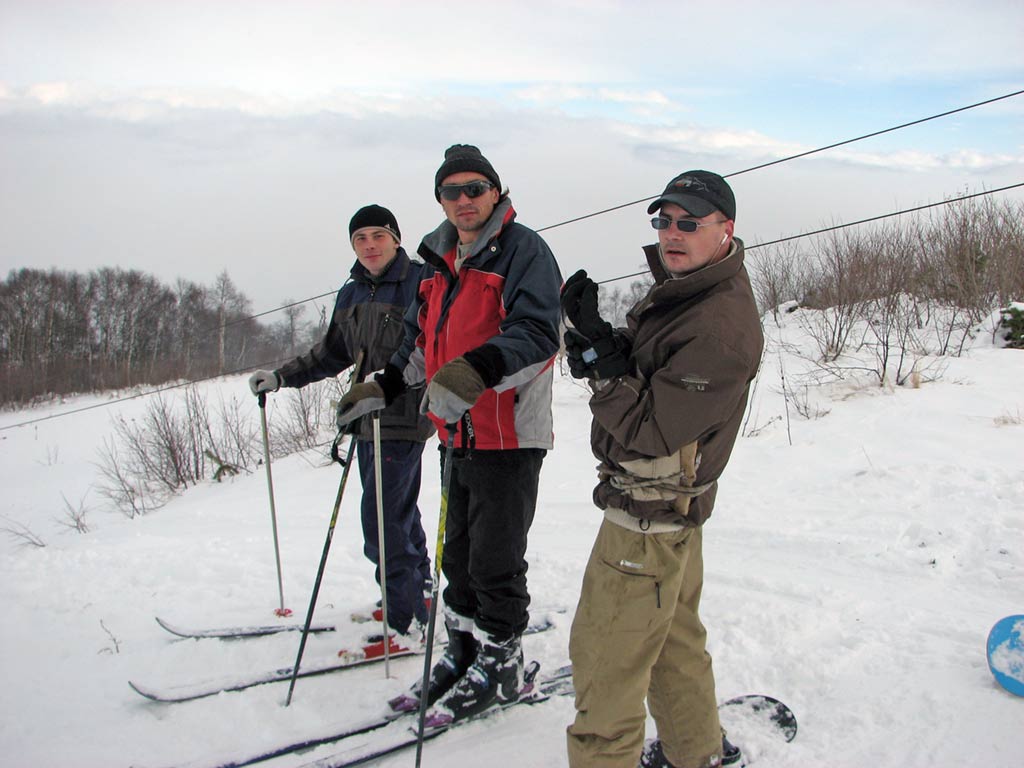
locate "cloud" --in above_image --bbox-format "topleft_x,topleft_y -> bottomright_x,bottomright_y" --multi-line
4,78 -> 1020,180
830,147 -> 1024,173
26,82 -> 72,105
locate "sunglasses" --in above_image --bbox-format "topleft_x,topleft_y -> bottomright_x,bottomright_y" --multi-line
651,216 -> 726,232
437,181 -> 494,201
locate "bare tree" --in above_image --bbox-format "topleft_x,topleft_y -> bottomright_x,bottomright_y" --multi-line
748,241 -> 807,323
282,301 -> 308,358
56,492 -> 91,534
797,226 -> 876,362
0,514 -> 47,548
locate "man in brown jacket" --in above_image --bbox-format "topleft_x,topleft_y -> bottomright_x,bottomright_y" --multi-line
560,170 -> 764,768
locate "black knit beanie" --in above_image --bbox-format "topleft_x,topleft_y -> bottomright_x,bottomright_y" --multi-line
434,144 -> 501,201
348,204 -> 401,243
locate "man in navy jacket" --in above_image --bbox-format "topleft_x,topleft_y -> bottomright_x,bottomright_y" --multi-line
250,205 -> 434,652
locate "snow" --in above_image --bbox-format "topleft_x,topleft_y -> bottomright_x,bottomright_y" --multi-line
2,310 -> 1023,768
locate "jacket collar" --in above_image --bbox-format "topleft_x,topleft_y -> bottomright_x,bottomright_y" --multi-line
640,237 -> 747,304
418,198 -> 517,270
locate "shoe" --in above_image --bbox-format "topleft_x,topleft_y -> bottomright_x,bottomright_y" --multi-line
388,610 -> 477,714
422,628 -> 523,728
721,735 -> 742,766
350,596 -> 433,624
338,618 -> 425,662
639,735 -> 743,768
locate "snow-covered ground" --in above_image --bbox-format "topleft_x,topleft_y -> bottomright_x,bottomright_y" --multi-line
1,310 -> 1022,768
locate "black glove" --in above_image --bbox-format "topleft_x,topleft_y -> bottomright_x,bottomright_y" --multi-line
564,328 -> 631,381
560,269 -> 613,339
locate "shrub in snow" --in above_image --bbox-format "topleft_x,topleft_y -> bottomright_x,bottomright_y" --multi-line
997,304 -> 1024,349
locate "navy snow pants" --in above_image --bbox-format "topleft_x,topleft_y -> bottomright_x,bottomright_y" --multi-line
356,439 -> 431,633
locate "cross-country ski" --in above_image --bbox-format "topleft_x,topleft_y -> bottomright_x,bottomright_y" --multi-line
130,618 -> 557,703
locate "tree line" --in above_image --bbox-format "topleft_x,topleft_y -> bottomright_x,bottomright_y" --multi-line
0,267 -> 319,408
3,193 -> 1021,410
746,194 -> 1024,386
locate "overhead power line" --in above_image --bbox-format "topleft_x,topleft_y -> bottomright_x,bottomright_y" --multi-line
0,355 -> 295,432
5,179 -> 1019,432
535,87 -> 1024,234
230,87 -> 1023,326
747,181 -> 1024,250
3,89 -> 1021,428
596,181 -> 1024,285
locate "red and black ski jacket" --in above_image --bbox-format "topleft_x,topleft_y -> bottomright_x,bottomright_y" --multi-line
391,199 -> 562,450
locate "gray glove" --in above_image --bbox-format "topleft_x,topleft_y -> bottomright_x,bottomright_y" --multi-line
249,370 -> 281,396
336,381 -> 387,429
423,357 -> 486,425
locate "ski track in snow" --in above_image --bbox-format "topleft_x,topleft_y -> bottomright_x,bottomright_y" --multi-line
1,312 -> 1022,768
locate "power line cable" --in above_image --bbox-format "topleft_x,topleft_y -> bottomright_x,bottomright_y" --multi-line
219,87 -> 1024,328
4,91 -> 1021,428
5,179 -> 1019,431
595,181 -> 1024,285
0,356 -> 295,432
534,87 -> 1024,234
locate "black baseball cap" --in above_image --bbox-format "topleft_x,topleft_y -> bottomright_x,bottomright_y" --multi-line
647,170 -> 736,221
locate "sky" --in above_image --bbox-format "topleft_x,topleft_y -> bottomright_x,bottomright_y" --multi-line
2,0 -> 1023,315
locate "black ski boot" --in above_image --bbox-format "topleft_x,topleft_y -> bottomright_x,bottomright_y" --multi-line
423,630 -> 524,727
639,734 -> 743,768
386,611 -> 477,714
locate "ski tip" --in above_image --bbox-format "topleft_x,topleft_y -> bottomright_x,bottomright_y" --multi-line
128,680 -> 161,702
153,616 -> 186,637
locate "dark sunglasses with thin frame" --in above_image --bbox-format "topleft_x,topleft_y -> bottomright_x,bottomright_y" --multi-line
650,216 -> 725,233
437,180 -> 495,202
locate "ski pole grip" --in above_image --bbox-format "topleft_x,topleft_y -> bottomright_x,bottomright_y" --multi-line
258,392 -> 267,409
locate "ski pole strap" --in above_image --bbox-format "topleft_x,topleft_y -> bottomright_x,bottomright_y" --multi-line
459,411 -> 475,453
330,433 -> 348,466
330,349 -> 367,467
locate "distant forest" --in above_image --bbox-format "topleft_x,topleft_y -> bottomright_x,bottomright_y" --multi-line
2,193 -> 1021,409
0,268 -> 321,407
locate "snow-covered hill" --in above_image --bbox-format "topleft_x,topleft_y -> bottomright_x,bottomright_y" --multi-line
1,310 -> 1022,768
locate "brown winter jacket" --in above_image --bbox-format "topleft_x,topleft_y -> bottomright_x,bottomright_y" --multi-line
588,237 -> 764,527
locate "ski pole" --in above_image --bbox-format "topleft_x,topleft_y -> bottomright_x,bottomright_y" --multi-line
284,350 -> 365,707
414,420 -> 459,767
372,411 -> 391,678
259,392 -> 291,618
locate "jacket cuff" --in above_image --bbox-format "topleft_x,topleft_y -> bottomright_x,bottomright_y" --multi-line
461,344 -> 506,389
374,363 -> 408,405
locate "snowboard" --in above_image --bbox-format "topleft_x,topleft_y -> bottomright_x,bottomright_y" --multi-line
719,694 -> 798,743
986,614 -> 1024,696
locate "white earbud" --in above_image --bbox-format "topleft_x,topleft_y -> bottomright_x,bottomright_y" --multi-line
720,234 -> 728,246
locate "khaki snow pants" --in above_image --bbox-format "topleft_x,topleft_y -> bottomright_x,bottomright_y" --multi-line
566,519 -> 722,768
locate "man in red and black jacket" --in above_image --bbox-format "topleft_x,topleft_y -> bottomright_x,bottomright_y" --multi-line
337,145 -> 562,726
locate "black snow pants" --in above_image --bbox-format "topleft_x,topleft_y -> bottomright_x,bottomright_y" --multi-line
438,445 -> 545,640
